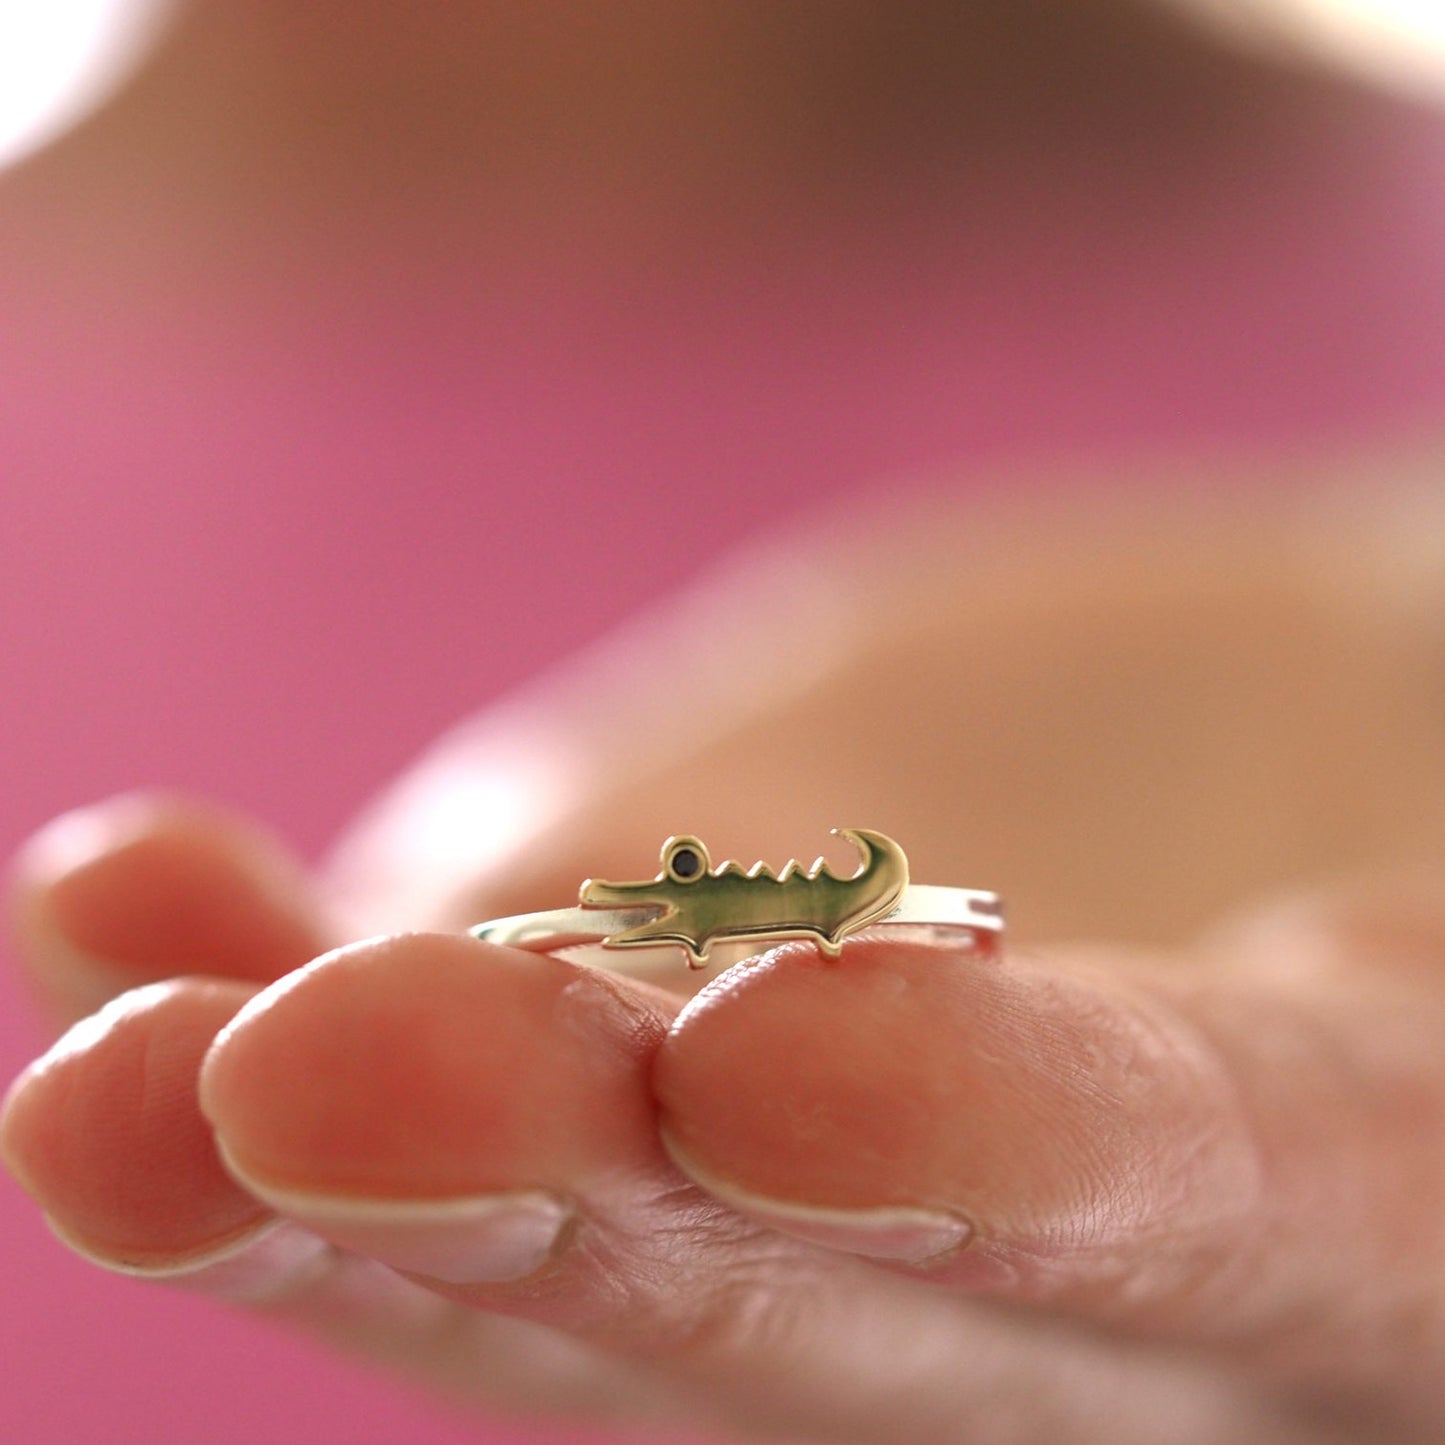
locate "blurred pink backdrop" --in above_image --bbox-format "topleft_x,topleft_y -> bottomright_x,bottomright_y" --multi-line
2,67 -> 1445,1445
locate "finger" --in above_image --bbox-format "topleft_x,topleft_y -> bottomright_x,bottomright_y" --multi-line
653,922 -> 1445,1404
195,934 -> 797,1355
8,793 -> 332,1023
195,931 -> 1298,1445
0,974 -> 698,1431
1,978 -> 278,1269
199,931 -> 905,1440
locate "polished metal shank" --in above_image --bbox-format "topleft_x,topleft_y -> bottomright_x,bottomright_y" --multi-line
471,882 -> 1004,977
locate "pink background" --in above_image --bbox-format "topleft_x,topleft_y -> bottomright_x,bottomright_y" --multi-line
2,75 -> 1445,1445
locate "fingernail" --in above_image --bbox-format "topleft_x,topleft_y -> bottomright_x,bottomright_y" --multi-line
219,1144 -> 571,1285
662,1131 -> 971,1264
44,1215 -> 334,1304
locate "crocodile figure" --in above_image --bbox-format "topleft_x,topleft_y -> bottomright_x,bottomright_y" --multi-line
578,827 -> 909,966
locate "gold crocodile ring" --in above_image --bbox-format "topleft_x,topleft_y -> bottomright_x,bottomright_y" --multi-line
470,828 -> 1003,980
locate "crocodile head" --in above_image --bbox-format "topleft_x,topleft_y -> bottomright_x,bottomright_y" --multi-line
578,834 -> 710,909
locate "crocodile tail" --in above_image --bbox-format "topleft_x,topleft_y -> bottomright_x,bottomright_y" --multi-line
831,827 -> 907,884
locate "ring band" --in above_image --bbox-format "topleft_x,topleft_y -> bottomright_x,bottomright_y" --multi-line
470,828 -> 1003,980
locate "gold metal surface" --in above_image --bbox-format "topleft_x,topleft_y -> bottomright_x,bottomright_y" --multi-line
578,827 -> 909,967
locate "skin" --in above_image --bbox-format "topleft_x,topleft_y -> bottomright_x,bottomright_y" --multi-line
5,486 -> 1445,1444
1,0 -> 1388,283
5,6 -> 1445,1441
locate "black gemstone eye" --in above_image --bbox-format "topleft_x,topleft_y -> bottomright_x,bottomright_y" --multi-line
670,846 -> 702,879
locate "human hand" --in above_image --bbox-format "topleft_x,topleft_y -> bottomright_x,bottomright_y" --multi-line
5,491 -> 1445,1444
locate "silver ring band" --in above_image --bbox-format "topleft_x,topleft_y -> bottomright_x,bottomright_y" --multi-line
471,883 -> 1004,981
469,830 -> 1001,983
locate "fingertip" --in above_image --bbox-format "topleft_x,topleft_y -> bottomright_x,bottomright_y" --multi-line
198,932 -> 672,1202
9,792 -> 331,1019
654,938 -> 1249,1263
1,977 -> 272,1270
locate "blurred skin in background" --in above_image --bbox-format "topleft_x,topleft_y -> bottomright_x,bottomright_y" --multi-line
5,3 -> 1445,1444
10,0 -> 1445,270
